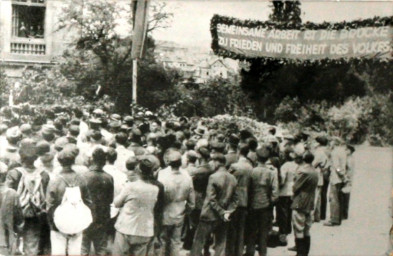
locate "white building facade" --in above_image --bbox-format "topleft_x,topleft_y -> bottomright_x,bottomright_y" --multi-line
0,0 -> 72,77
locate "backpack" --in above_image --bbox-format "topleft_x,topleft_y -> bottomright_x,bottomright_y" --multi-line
53,175 -> 92,234
16,167 -> 45,218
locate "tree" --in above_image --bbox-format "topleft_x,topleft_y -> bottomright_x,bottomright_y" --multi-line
240,1 -> 303,120
56,0 -> 175,112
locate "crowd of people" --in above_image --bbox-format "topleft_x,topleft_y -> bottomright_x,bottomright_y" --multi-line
0,103 -> 355,256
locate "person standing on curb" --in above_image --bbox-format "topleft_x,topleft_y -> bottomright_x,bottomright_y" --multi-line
291,152 -> 319,256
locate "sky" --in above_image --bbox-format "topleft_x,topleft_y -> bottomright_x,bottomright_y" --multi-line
151,0 -> 393,49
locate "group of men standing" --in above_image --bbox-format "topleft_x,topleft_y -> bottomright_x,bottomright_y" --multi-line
0,103 -> 355,256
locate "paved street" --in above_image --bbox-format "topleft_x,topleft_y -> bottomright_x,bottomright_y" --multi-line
269,146 -> 392,256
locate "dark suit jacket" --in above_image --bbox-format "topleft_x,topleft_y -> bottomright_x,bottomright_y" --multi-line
291,164 -> 319,213
83,166 -> 114,224
229,157 -> 252,208
0,184 -> 24,254
189,163 -> 214,210
200,167 -> 238,222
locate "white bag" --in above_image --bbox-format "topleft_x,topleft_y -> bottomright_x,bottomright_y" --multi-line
54,176 -> 92,234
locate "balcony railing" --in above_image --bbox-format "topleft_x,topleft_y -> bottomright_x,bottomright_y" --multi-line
10,38 -> 46,55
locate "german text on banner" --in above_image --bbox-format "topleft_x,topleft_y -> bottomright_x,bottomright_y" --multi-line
211,15 -> 393,61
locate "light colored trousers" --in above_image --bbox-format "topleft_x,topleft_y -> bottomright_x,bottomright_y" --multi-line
50,231 -> 83,256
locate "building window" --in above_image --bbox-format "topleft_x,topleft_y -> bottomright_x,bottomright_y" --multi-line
12,0 -> 46,39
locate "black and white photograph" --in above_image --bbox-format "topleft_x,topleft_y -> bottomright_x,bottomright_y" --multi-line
0,0 -> 392,255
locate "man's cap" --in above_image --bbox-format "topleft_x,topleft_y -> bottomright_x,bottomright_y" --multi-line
315,136 -> 328,146
69,125 -> 80,134
120,125 -> 131,132
19,138 -> 37,158
124,116 -> 133,125
20,124 -> 32,134
89,130 -> 103,141
115,132 -> 128,143
53,119 -> 63,130
139,157 -> 154,175
89,118 -> 102,125
42,124 -> 56,136
216,134 -> 225,142
40,152 -> 55,163
186,139 -> 196,149
167,151 -> 182,163
197,146 -> 210,158
57,147 -> 77,165
228,134 -> 240,146
36,141 -> 51,156
141,154 -> 160,171
54,137 -> 69,152
294,143 -> 305,157
110,114 -> 121,121
109,120 -> 122,129
92,147 -> 106,162
131,128 -> 142,137
210,141 -> 225,152
256,145 -> 270,159
240,129 -> 253,140
138,123 -> 150,134
126,156 -> 138,170
6,127 -> 21,140
211,153 -> 226,163
187,150 -> 198,161
93,109 -> 104,116
194,126 -> 207,136
70,119 -> 81,126
63,143 -> 80,157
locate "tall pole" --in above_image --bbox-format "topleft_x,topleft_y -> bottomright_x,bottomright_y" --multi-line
132,59 -> 137,104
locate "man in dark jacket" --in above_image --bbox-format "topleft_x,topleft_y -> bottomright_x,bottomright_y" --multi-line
82,148 -> 114,255
183,146 -> 213,251
0,161 -> 24,255
226,144 -> 252,256
291,152 -> 319,256
245,145 -> 278,256
191,153 -> 238,256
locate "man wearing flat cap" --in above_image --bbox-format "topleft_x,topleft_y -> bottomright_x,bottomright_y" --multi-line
46,147 -> 93,255
226,144 -> 253,256
0,159 -> 24,255
82,148 -> 114,255
7,139 -> 50,255
0,127 -> 22,170
183,146 -> 213,251
158,151 -> 195,256
113,132 -> 135,174
191,153 -> 238,256
128,128 -> 146,156
312,136 -> 329,222
291,152 -> 319,256
225,134 -> 240,168
324,137 -> 347,227
245,145 -> 278,256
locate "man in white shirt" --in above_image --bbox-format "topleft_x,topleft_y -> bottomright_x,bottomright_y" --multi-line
114,132 -> 135,173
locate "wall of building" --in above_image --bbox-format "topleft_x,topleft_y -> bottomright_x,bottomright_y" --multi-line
0,0 -> 77,78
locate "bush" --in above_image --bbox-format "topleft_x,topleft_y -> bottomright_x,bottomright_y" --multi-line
172,78 -> 255,118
